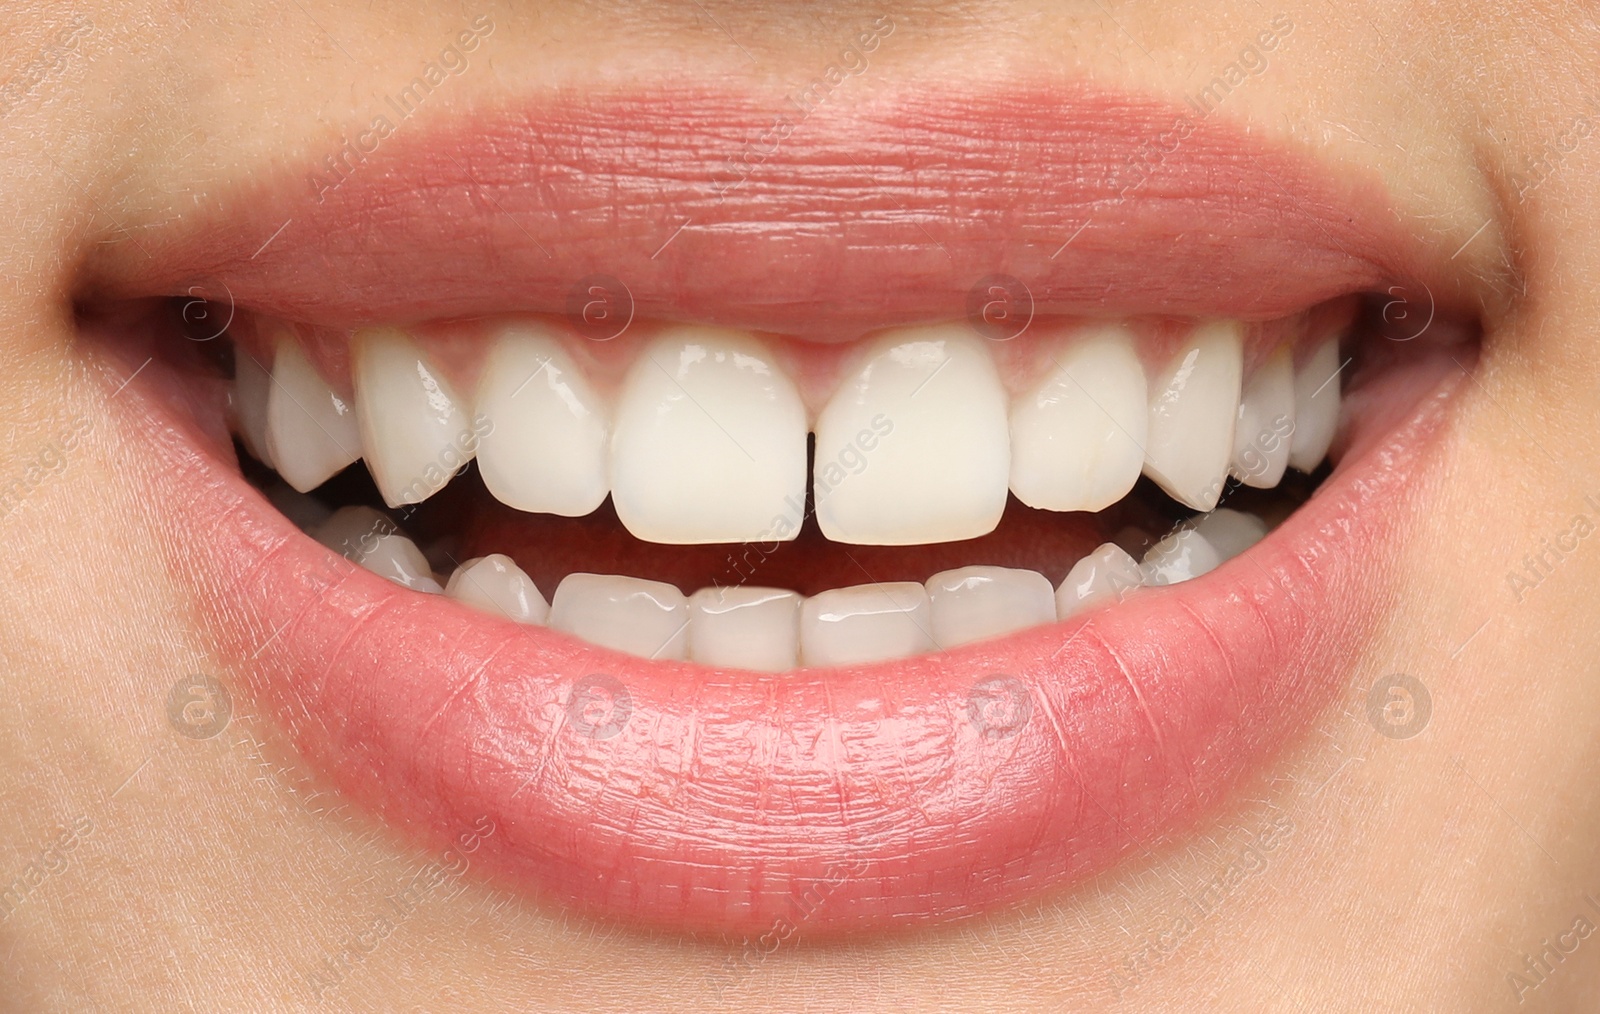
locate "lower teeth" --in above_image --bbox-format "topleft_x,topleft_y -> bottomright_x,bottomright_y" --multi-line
294,489 -> 1285,671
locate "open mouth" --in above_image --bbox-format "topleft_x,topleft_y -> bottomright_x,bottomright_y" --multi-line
226,302 -> 1352,664
84,86 -> 1480,936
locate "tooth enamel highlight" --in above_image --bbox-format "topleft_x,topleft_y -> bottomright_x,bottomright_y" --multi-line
1009,327 -> 1148,512
800,582 -> 936,666
1140,529 -> 1221,586
1055,543 -> 1143,619
1192,508 -> 1267,561
610,329 -> 807,544
687,587 -> 801,671
926,566 -> 1056,647
445,554 -> 549,624
1143,322 -> 1244,511
1289,336 -> 1342,473
352,328 -> 477,508
233,349 -> 275,468
265,337 -> 362,492
312,506 -> 443,593
549,573 -> 688,660
815,328 -> 1009,545
1231,343 -> 1294,489
474,325 -> 610,517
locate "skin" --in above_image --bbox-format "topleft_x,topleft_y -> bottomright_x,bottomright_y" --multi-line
2,0 -> 1599,1010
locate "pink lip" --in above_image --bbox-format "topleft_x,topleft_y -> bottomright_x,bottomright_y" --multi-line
119,358 -> 1455,934
97,86 -> 1467,934
87,87 -> 1458,340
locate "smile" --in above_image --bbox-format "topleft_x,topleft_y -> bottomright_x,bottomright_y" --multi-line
85,83 -> 1480,935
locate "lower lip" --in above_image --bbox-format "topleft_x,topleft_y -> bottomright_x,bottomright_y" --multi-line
126,354 -> 1453,935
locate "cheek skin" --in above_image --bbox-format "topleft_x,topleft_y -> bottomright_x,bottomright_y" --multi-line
0,0 -> 1597,1008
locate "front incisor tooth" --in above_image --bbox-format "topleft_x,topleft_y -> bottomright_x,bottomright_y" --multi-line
1141,529 -> 1221,586
1230,343 -> 1294,489
312,506 -> 443,593
352,328 -> 478,508
475,325 -> 609,517
687,587 -> 801,672
1143,321 -> 1244,511
549,573 -> 689,660
1056,543 -> 1143,619
1288,336 -> 1342,473
800,582 -> 935,666
265,336 -> 362,492
926,566 -> 1057,647
445,554 -> 549,624
610,328 -> 807,544
1010,326 -> 1148,513
815,327 -> 1009,545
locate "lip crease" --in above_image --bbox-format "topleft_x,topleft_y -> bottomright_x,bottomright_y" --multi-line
96,84 -> 1470,935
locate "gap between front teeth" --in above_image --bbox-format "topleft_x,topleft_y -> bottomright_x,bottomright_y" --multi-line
303,503 -> 1272,671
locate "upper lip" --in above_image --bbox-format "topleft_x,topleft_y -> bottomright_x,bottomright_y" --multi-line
86,86 -> 1473,341
94,80 -> 1479,935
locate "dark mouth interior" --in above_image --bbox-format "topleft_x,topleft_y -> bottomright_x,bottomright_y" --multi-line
242,445 -> 1326,597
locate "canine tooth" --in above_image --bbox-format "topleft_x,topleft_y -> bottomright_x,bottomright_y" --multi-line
352,328 -> 477,508
610,328 -> 807,544
1143,322 -> 1244,511
926,566 -> 1056,647
1289,336 -> 1342,472
687,586 -> 801,671
549,573 -> 688,660
1056,543 -> 1143,619
312,506 -> 442,593
265,337 -> 361,492
475,326 -> 609,517
1010,327 -> 1147,512
800,582 -> 935,666
815,328 -> 1009,545
233,349 -> 275,468
1192,508 -> 1267,561
1230,344 -> 1294,488
445,554 -> 549,624
1141,529 -> 1221,586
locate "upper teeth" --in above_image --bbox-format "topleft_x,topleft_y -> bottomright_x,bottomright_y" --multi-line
244,313 -> 1344,546
1142,321 -> 1245,512
610,327 -> 809,545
